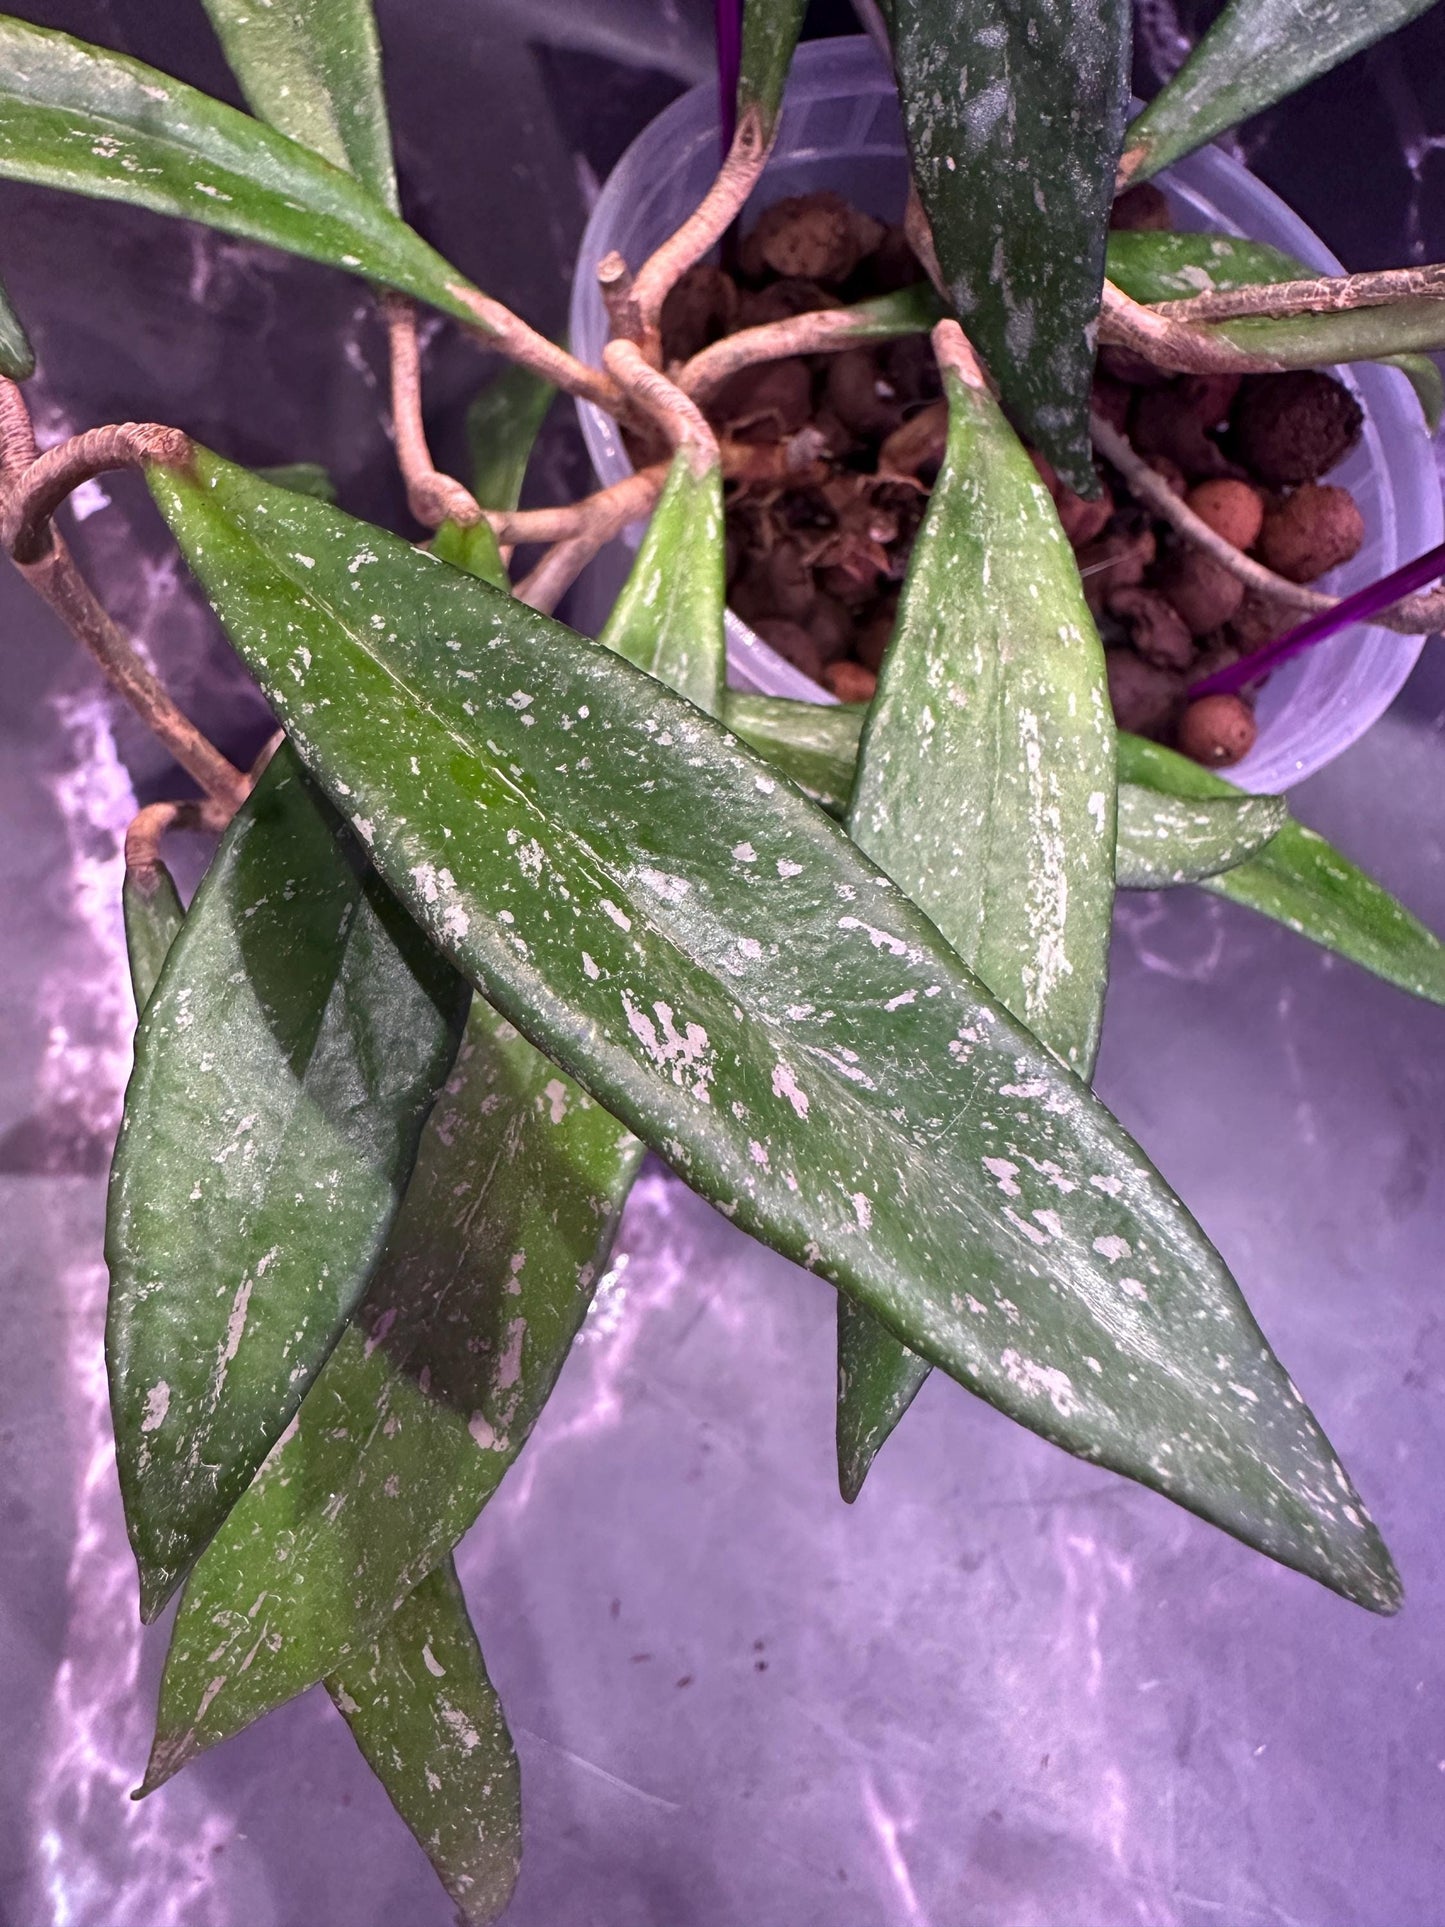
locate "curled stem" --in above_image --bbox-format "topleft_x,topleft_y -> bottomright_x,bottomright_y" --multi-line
488,464 -> 667,546
125,797 -> 230,897
1153,262 -> 1445,325
511,464 -> 670,615
2,421 -> 191,563
1090,410 -> 1445,635
447,285 -> 627,417
627,111 -> 773,351
1099,281 -> 1279,375
383,294 -> 483,531
683,306 -> 904,400
604,339 -> 719,473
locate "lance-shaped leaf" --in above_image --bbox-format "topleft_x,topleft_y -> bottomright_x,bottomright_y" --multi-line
599,448 -> 726,717
117,812 -> 523,1917
200,0 -> 397,208
835,326 -> 1117,1497
145,438 -> 731,1787
106,743 -> 469,1618
1119,733 -> 1445,1005
722,692 -> 863,816
122,861 -> 186,1013
145,991 -> 642,1783
885,0 -> 1131,490
1124,0 -> 1439,181
1115,783 -> 1287,887
738,0 -> 808,141
0,261 -> 33,380
1107,230 -> 1444,427
0,16 -> 483,324
143,450 -> 1401,1613
467,362 -> 555,516
329,1558 -> 521,1927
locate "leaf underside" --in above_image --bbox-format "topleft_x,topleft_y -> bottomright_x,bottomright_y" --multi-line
0,259 -> 34,378
0,16 -> 478,321
1126,0 -> 1440,179
106,743 -> 468,1617
886,0 -> 1132,490
145,450 -> 1399,1614
199,0 -> 398,207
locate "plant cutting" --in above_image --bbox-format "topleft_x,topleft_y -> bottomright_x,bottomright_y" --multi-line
2,0 -> 1445,1918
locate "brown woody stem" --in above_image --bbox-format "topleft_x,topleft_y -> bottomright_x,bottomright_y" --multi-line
1151,262 -> 1445,325
1099,281 -> 1280,375
683,306 -> 900,400
0,380 -> 247,809
2,421 -> 192,563
446,284 -> 627,416
604,339 -> 718,474
488,464 -> 667,546
598,251 -> 644,345
125,798 -> 230,896
383,294 -> 484,530
627,110 -> 773,351
1091,410 -> 1445,635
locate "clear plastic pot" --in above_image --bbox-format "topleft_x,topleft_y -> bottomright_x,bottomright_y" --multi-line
569,36 -> 1443,792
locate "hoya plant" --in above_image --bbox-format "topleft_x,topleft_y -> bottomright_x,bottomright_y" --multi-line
3,0 -> 1445,1915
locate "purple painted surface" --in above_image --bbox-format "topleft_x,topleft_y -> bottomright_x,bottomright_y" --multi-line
2,3 -> 1445,1924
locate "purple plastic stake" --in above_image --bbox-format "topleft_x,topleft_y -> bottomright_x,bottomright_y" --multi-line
1191,536 -> 1445,698
716,0 -> 743,157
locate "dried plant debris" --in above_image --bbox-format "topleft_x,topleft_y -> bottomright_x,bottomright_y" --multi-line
695,190 -> 1370,769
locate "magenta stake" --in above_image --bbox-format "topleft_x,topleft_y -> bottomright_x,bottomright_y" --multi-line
1192,536 -> 1445,698
716,0 -> 743,156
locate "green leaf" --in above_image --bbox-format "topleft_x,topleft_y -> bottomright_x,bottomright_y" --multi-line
1107,230 -> 1445,426
106,742 -> 469,1618
146,995 -> 642,1786
254,461 -> 338,502
0,260 -> 33,379
328,1558 -> 521,1927
0,16 -> 481,324
467,361 -> 554,515
433,516 -> 508,590
199,0 -> 397,208
1118,733 -> 1445,1004
1115,783 -> 1288,887
122,861 -> 185,1012
598,450 -> 726,717
1125,0 -> 1438,180
721,693 -> 865,816
737,0 -> 808,140
145,449 -> 1400,1614
836,344 -> 1117,1496
885,0 -> 1131,491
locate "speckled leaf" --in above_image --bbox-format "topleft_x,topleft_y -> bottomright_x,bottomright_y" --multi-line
1115,783 -> 1287,887
835,344 -> 1117,1497
200,0 -> 397,207
0,261 -> 33,379
466,362 -> 554,516
885,0 -> 1131,490
146,448 -> 1401,1613
329,1558 -> 521,1927
106,743 -> 469,1619
738,0 -> 808,137
599,450 -> 726,716
122,862 -> 186,1013
722,692 -> 863,816
1124,0 -> 1438,180
1107,230 -> 1444,426
0,16 -> 482,323
145,997 -> 642,1789
433,516 -> 509,590
1119,733 -> 1445,1005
